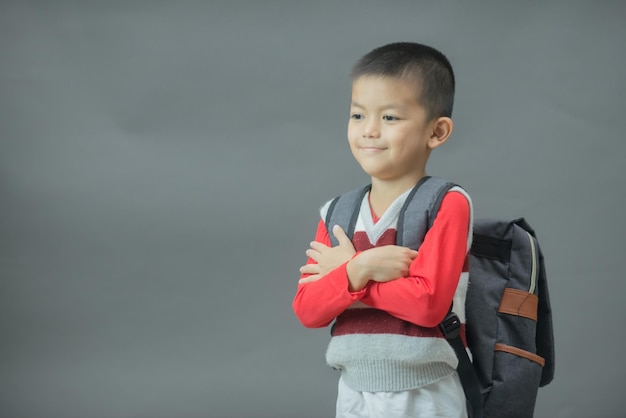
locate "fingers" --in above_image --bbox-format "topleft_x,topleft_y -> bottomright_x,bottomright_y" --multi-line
309,226 -> 354,252
309,241 -> 328,252
354,246 -> 418,283
299,274 -> 322,284
332,225 -> 353,247
299,264 -> 321,275
391,246 -> 418,260
390,245 -> 417,256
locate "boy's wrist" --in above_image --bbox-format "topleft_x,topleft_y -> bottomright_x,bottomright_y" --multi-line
346,257 -> 369,292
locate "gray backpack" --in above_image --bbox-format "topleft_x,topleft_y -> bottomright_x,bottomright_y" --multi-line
325,176 -> 555,418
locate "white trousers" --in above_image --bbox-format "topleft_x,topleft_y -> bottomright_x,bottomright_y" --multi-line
335,373 -> 468,418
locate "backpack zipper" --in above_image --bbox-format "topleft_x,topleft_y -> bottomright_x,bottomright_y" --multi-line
526,230 -> 538,294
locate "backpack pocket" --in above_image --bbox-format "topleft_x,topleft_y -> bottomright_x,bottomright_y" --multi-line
485,344 -> 543,418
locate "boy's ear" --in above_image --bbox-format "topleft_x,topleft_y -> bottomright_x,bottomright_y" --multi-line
428,117 -> 454,150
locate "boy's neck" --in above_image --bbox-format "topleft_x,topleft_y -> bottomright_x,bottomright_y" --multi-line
369,172 -> 427,216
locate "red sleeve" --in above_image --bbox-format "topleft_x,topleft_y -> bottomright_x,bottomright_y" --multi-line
360,191 -> 470,327
292,219 -> 366,328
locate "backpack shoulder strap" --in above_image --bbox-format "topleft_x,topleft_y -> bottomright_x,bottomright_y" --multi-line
325,184 -> 371,246
407,177 -> 480,417
398,176 -> 457,249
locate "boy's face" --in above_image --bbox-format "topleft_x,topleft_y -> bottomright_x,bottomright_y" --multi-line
347,76 -> 435,185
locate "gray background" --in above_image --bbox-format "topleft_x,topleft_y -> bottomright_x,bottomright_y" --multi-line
1,1 -> 624,417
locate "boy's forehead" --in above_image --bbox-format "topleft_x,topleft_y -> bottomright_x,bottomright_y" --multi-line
351,75 -> 424,106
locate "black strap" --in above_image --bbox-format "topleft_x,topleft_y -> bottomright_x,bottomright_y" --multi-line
440,312 -> 483,418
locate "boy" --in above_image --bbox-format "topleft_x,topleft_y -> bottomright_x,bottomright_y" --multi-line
292,42 -> 472,418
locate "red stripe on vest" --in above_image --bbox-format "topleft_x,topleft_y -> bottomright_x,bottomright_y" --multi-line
332,308 -> 442,338
332,308 -> 468,346
352,229 -> 397,251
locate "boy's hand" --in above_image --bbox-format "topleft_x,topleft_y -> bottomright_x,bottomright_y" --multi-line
346,246 -> 418,291
299,225 -> 356,284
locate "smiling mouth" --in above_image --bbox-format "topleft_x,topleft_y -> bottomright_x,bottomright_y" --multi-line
359,146 -> 387,151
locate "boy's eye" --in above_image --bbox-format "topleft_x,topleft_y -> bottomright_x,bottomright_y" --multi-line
382,115 -> 398,121
350,113 -> 364,120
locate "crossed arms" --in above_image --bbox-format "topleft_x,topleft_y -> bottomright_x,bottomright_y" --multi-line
292,191 -> 470,329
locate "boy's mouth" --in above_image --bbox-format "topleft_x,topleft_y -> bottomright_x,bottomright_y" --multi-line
359,146 -> 387,152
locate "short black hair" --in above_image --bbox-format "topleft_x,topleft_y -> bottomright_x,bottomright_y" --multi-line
350,42 -> 455,119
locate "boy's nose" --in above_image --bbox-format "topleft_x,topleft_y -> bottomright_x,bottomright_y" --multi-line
363,120 -> 381,138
